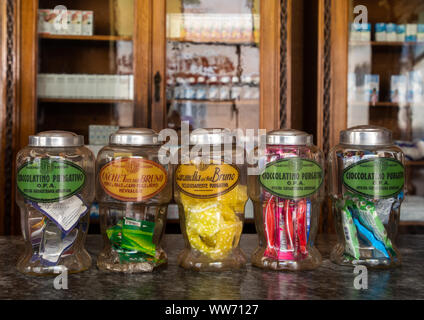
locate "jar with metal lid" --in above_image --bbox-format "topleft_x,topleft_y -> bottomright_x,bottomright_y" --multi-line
96,128 -> 172,273
249,129 -> 324,271
16,131 -> 95,275
174,129 -> 248,271
329,125 -> 405,268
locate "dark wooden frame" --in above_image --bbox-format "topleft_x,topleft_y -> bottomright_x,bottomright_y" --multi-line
0,0 -> 19,235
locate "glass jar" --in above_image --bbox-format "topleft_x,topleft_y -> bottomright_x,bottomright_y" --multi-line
16,131 -> 95,275
249,130 -> 324,271
174,129 -> 248,271
329,126 -> 405,268
96,128 -> 172,273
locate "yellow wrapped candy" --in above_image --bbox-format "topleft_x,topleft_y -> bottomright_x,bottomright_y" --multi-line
181,185 -> 247,259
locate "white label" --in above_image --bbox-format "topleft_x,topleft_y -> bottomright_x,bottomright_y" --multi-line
34,196 -> 88,234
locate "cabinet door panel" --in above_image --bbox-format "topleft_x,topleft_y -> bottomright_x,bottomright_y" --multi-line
152,0 -> 282,132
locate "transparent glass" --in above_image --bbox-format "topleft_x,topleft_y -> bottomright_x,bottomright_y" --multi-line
174,144 -> 248,271
37,0 -> 135,142
166,0 -> 260,130
329,143 -> 404,268
248,144 -> 324,271
347,1 -> 424,226
16,145 -> 95,275
96,145 -> 173,273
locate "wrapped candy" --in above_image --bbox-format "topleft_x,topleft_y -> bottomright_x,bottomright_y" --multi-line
175,129 -> 248,271
16,131 -> 95,275
329,126 -> 405,268
249,129 -> 324,271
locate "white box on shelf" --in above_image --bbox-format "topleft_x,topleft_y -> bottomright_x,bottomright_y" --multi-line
408,71 -> 423,103
375,23 -> 386,42
65,74 -> 78,98
390,75 -> 407,104
111,75 -> 120,100
75,74 -> 88,98
118,75 -> 130,100
38,10 -> 48,34
44,74 -> 56,98
418,24 -> 424,42
128,75 -> 134,100
364,74 -> 380,103
96,75 -> 109,99
42,9 -> 57,35
386,23 -> 397,41
406,24 -> 418,42
55,74 -> 67,98
397,24 -> 406,41
86,75 -> 98,99
37,74 -> 45,98
81,11 -> 94,36
361,23 -> 371,41
89,125 -> 119,145
67,10 -> 82,35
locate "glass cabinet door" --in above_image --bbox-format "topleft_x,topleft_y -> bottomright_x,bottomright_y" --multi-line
165,0 -> 261,130
36,0 -> 136,146
347,0 -> 424,224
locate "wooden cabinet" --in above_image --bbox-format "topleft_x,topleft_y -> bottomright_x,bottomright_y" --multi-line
319,0 -> 424,231
0,0 -> 295,234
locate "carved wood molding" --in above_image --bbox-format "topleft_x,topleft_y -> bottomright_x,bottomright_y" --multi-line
322,0 -> 332,156
280,0 -> 288,129
0,0 -> 17,234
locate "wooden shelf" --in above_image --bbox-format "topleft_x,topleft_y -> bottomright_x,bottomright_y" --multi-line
350,101 -> 401,107
168,38 -> 257,47
39,98 -> 133,104
350,41 -> 424,47
39,34 -> 132,42
406,161 -> 424,167
170,98 -> 258,104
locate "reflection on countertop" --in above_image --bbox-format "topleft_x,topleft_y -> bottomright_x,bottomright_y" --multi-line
0,235 -> 423,300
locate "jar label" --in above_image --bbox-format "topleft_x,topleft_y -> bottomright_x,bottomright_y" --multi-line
259,158 -> 323,199
175,163 -> 240,198
17,159 -> 86,202
100,158 -> 167,202
342,158 -> 404,199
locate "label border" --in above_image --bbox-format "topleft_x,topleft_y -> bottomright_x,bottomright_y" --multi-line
17,158 -> 86,203
259,158 -> 324,200
175,163 -> 240,199
100,157 -> 168,202
342,157 -> 405,199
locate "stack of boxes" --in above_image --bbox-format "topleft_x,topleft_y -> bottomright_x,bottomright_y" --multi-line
38,9 -> 93,36
390,72 -> 424,104
37,74 -> 134,100
352,22 -> 424,43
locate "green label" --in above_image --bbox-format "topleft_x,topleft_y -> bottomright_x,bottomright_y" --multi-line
259,158 -> 323,199
17,159 -> 86,202
342,158 -> 404,199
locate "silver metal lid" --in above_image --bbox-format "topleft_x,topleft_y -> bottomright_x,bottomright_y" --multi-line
340,125 -> 392,146
29,131 -> 84,147
110,128 -> 159,146
189,128 -> 234,145
266,129 -> 313,145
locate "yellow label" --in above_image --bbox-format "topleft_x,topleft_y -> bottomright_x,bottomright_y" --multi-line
100,158 -> 167,202
175,164 -> 240,199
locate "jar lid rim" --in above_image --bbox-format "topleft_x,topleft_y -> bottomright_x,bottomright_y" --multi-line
266,129 -> 313,145
110,128 -> 160,146
29,131 -> 84,147
340,125 -> 393,146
